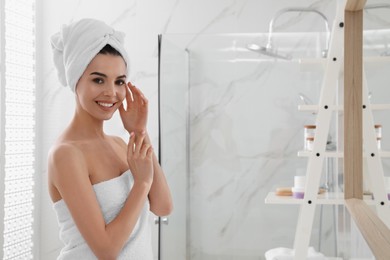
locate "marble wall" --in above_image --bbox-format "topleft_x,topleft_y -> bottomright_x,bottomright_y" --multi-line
160,32 -> 330,259
38,0 -> 390,259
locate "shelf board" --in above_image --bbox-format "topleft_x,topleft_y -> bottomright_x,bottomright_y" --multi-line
298,150 -> 343,157
298,56 -> 390,66
265,192 -> 376,205
298,104 -> 390,112
297,150 -> 390,158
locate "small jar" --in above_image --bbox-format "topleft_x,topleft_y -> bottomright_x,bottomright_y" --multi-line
304,125 -> 316,150
304,125 -> 316,139
293,176 -> 306,199
377,137 -> 382,150
292,187 -> 305,199
375,124 -> 382,139
305,137 -> 314,151
294,176 -> 306,188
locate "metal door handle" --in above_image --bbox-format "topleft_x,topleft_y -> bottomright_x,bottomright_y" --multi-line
154,217 -> 169,225
161,217 -> 169,225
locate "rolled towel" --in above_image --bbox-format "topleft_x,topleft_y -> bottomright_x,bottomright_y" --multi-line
50,18 -> 129,92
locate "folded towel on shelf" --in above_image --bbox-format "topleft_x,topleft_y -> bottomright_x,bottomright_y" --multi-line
265,247 -> 327,260
50,18 -> 129,92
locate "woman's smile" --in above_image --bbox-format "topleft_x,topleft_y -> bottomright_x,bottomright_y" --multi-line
96,101 -> 115,107
75,53 -> 127,120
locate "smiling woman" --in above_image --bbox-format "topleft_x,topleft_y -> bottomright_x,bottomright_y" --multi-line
47,19 -> 172,260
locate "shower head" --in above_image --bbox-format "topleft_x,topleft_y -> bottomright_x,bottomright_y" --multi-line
247,7 -> 330,60
246,43 -> 292,60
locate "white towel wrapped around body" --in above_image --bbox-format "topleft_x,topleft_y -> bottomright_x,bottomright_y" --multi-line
265,247 -> 327,260
51,18 -> 129,91
52,170 -> 153,259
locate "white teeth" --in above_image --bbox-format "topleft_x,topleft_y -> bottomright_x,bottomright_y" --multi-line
97,102 -> 114,107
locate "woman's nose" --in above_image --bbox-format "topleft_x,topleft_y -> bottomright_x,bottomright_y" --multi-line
103,82 -> 116,96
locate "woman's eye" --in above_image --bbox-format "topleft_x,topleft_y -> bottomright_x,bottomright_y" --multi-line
116,80 -> 125,86
92,78 -> 104,84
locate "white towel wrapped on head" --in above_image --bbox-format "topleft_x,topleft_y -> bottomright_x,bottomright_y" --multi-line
50,18 -> 129,92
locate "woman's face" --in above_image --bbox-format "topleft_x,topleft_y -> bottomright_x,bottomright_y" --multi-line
75,54 -> 127,121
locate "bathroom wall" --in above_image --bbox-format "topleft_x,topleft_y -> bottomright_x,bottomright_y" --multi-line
38,0 -> 390,259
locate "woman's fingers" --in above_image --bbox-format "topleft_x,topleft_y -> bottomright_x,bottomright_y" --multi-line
126,82 -> 148,112
129,82 -> 148,106
127,131 -> 153,184
146,146 -> 153,158
140,143 -> 152,157
134,132 -> 145,154
118,103 -> 125,115
128,82 -> 139,105
129,132 -> 153,158
136,88 -> 148,106
125,83 -> 133,110
128,132 -> 135,156
140,94 -> 148,108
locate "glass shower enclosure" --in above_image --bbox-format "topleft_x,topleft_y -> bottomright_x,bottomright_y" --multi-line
158,29 -> 390,259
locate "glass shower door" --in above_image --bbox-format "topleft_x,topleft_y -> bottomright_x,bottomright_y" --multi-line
158,34 -> 190,260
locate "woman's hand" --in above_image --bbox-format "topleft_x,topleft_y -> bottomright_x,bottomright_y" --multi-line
119,82 -> 148,134
127,132 -> 154,185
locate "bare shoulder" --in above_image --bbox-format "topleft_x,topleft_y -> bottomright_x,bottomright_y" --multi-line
48,142 -> 84,167
48,141 -> 88,184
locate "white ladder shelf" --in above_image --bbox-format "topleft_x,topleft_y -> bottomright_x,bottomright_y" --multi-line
265,0 -> 390,259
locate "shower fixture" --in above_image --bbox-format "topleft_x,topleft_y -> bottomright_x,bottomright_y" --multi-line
298,92 -> 313,106
246,43 -> 291,60
298,92 -> 317,115
247,7 -> 330,60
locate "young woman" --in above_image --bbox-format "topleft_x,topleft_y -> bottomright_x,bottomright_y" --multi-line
48,19 -> 172,259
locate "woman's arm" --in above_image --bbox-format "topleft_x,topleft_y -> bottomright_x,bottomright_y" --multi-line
119,82 -> 173,216
143,133 -> 173,216
49,134 -> 153,260
117,132 -> 173,216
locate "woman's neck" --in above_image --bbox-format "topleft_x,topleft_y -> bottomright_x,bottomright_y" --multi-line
69,109 -> 106,140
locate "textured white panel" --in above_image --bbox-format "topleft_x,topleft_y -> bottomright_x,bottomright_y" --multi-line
2,0 -> 36,259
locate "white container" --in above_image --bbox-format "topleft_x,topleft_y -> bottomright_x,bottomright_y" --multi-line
292,187 -> 305,199
304,125 -> 316,149
304,125 -> 316,138
305,137 -> 314,151
375,124 -> 382,139
293,176 -> 306,199
377,137 -> 382,150
294,176 -> 306,188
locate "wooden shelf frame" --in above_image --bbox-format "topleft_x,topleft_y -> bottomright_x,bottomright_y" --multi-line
290,1 -> 390,259
343,1 -> 390,259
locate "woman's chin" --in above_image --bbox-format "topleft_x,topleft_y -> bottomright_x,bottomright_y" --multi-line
92,111 -> 115,121
102,114 -> 115,121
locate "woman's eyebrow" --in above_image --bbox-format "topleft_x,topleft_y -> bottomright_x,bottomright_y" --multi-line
90,72 -> 107,77
90,72 -> 126,79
